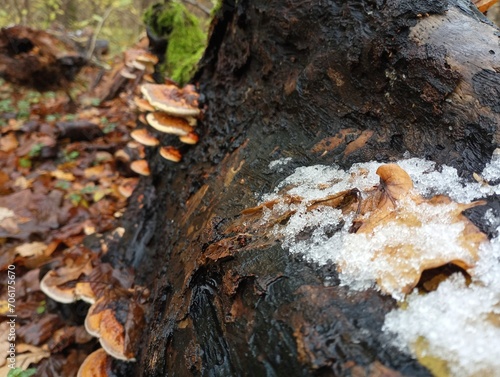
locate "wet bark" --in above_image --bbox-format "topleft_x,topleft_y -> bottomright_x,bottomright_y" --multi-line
113,0 -> 500,375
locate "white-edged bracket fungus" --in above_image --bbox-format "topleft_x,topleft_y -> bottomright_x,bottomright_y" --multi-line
179,131 -> 199,145
146,112 -> 194,136
136,52 -> 158,65
84,295 -> 139,362
133,97 -> 155,112
119,68 -> 137,80
141,83 -> 200,118
77,348 -> 111,377
159,146 -> 182,163
40,261 -> 94,304
130,129 -> 159,146
40,271 -> 80,304
130,160 -> 150,176
118,178 -> 138,198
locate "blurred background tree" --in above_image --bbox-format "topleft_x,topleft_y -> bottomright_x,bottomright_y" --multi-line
0,0 -> 171,55
0,0 -> 215,84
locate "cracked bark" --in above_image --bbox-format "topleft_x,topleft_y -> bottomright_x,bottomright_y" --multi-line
111,1 -> 500,375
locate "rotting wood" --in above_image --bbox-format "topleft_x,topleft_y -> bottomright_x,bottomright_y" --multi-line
0,25 -> 86,91
108,1 -> 500,375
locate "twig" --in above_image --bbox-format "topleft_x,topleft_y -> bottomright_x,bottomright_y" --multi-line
182,0 -> 211,15
86,6 -> 113,61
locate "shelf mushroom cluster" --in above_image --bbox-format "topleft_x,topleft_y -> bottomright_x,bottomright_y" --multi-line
129,82 -> 201,176
119,49 -> 159,83
39,246 -> 146,376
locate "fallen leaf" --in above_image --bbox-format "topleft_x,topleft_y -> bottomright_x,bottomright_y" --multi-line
473,0 -> 498,13
0,322 -> 11,367
14,343 -> 51,370
0,132 -> 18,152
17,314 -> 63,345
350,165 -> 487,295
15,242 -> 47,258
49,170 -> 75,181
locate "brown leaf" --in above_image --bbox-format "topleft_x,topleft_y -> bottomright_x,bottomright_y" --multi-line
13,343 -> 51,370
0,132 -> 18,152
46,325 -> 92,353
0,322 -> 11,367
0,190 -> 64,240
351,165 -> 487,295
18,314 -> 63,345
15,242 -> 47,258
375,163 -> 413,202
473,0 -> 499,13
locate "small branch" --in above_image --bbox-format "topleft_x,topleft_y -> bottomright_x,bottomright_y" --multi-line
182,0 -> 211,16
86,6 -> 113,61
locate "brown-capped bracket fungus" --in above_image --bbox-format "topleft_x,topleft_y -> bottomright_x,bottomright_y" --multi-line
125,82 -> 202,170
120,49 -> 159,83
77,348 -> 112,377
130,129 -> 159,147
159,145 -> 182,163
40,245 -> 146,370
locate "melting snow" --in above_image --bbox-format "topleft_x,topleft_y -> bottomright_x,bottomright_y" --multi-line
268,157 -> 293,172
259,155 -> 500,376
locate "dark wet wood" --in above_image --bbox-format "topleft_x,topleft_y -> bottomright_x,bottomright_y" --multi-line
112,0 -> 500,375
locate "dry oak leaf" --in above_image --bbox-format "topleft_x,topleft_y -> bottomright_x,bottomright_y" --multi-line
349,164 -> 487,296
0,132 -> 18,152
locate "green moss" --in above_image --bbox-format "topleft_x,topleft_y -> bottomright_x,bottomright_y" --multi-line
143,1 -> 207,85
210,0 -> 224,17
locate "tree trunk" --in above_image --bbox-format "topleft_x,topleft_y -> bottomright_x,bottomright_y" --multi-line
114,0 -> 500,375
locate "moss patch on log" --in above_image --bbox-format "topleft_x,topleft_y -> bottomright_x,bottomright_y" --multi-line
143,1 -> 207,85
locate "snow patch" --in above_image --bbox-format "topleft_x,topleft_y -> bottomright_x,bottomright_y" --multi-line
258,155 -> 500,376
268,157 -> 293,172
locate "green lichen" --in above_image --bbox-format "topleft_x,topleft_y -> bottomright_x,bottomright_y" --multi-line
143,1 -> 207,85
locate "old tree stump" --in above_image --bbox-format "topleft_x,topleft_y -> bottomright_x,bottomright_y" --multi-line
113,0 -> 500,375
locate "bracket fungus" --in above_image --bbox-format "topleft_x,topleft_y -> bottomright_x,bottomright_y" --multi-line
77,348 -> 112,377
145,112 -> 194,136
126,80 -> 202,172
40,258 -> 146,368
133,97 -> 156,112
179,131 -> 199,145
140,83 -> 200,117
130,160 -> 151,176
40,260 -> 94,304
130,129 -> 159,146
159,146 -> 182,162
84,289 -> 144,361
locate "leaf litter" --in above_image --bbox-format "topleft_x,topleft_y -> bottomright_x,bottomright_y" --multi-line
0,37 -> 152,376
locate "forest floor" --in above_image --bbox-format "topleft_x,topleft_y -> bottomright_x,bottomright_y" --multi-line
0,40 -> 145,376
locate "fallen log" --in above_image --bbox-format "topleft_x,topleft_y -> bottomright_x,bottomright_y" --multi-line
108,0 -> 500,375
0,25 -> 86,91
